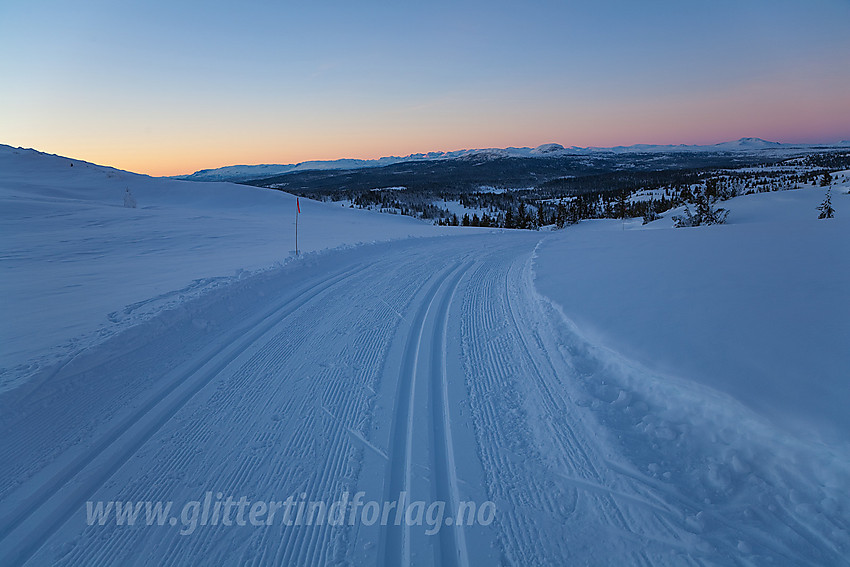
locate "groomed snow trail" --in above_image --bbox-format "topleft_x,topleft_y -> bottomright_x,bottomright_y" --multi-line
1,234 -> 847,565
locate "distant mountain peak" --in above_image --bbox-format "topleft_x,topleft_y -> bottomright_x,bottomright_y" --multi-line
715,137 -> 783,149
532,143 -> 566,154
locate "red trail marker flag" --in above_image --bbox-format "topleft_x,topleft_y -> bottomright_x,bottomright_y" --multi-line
297,198 -> 301,214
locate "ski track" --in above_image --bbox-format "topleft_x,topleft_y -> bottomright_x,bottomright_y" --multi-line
1,234 -> 847,565
379,259 -> 472,567
429,265 -> 470,567
0,261 -> 376,565
380,261 -> 461,567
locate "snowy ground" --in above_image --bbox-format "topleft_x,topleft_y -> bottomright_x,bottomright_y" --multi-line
536,183 -> 850,441
0,146 -> 468,391
1,147 -> 848,565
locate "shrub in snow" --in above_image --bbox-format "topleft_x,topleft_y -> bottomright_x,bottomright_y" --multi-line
673,206 -> 699,227
672,187 -> 728,228
123,188 -> 137,208
817,189 -> 835,219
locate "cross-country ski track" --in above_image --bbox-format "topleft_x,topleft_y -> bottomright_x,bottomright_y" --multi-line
1,233 -> 847,566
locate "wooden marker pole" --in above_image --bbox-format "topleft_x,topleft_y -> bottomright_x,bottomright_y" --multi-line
295,198 -> 300,255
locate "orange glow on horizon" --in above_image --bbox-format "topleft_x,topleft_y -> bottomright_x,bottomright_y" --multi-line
11,77 -> 849,178
3,1 -> 848,178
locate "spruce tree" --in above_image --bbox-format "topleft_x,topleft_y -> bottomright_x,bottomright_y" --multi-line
567,200 -> 581,225
617,191 -> 628,219
556,201 -> 567,229
818,189 -> 835,219
517,203 -> 528,229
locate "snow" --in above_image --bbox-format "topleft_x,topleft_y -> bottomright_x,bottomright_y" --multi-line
529,184 -> 850,565
0,145 -> 464,391
178,156 -> 415,182
2,146 -> 849,565
535,183 -> 850,441
437,200 -> 492,219
711,137 -> 785,150
475,185 -> 508,194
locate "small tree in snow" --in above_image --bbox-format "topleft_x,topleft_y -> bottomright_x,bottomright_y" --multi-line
820,172 -> 833,187
123,188 -> 137,208
817,189 -> 835,219
672,186 -> 728,228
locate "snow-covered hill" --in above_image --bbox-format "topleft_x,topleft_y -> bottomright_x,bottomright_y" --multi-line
0,144 -> 466,390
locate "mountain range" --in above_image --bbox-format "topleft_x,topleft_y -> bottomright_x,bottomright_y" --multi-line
177,138 -> 850,183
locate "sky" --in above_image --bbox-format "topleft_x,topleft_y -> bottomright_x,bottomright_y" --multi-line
2,0 -> 849,176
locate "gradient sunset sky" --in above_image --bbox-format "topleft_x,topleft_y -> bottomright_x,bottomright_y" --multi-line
2,0 -> 849,176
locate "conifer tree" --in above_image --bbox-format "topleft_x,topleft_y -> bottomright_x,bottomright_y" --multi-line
617,191 -> 628,219
517,203 -> 528,229
567,200 -> 581,225
818,189 -> 835,219
556,201 -> 567,229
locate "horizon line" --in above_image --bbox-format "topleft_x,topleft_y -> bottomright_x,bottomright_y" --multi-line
4,135 -> 850,178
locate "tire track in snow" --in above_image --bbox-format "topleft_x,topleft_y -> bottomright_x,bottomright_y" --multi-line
0,262 -> 372,567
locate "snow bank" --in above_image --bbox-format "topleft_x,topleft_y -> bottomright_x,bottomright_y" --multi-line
533,183 -> 850,442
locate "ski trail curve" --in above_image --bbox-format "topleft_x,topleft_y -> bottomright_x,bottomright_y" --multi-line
4,231 -> 814,566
